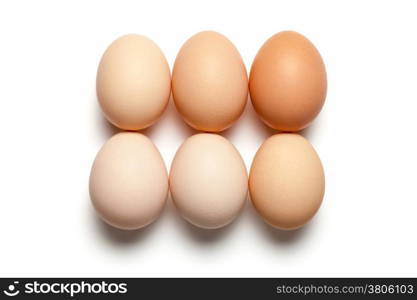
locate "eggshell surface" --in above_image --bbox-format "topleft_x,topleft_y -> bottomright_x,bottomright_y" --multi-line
249,31 -> 327,131
97,34 -> 171,130
89,132 -> 168,230
249,134 -> 325,230
170,134 -> 248,229
172,31 -> 248,132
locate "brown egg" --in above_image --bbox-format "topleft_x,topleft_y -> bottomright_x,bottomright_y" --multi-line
89,132 -> 168,230
172,31 -> 248,132
249,134 -> 325,230
249,31 -> 327,131
97,34 -> 171,130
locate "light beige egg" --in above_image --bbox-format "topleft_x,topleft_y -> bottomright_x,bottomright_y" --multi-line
249,134 -> 325,230
170,134 -> 248,229
172,31 -> 248,132
97,34 -> 171,130
89,132 -> 168,230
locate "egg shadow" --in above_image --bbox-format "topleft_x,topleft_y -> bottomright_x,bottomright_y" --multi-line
94,102 -> 121,139
246,197 -> 311,245
298,115 -> 322,141
95,217 -> 151,244
220,96 -> 276,141
94,93 -> 197,142
171,194 -> 244,244
218,94 -> 324,144
141,94 -> 198,139
89,197 -> 167,245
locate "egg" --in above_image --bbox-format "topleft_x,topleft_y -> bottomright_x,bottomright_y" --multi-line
249,31 -> 327,131
170,134 -> 248,229
172,31 -> 248,132
97,34 -> 171,130
249,134 -> 325,230
89,132 -> 168,230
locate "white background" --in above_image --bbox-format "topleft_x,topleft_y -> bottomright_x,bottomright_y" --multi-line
0,0 -> 416,277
